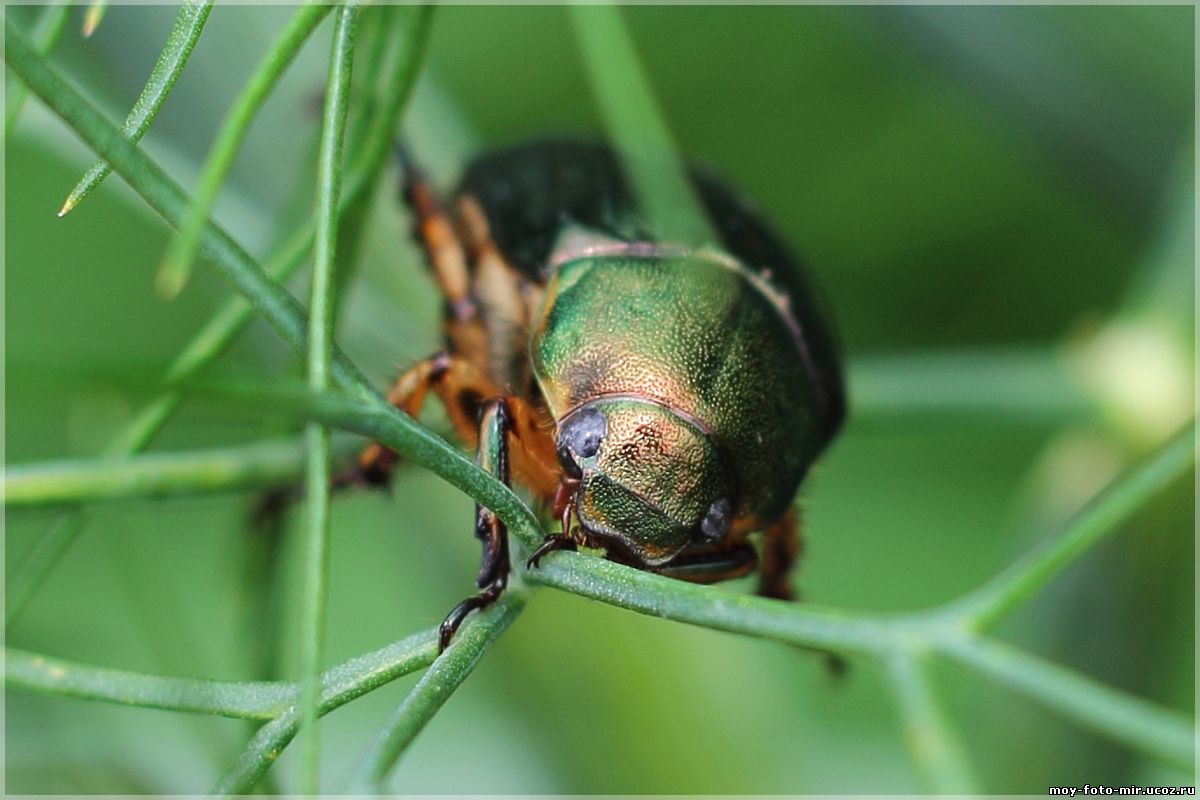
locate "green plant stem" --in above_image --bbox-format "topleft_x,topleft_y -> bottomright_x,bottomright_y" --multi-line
193,385 -> 546,550
330,5 -> 431,317
347,593 -> 526,792
933,634 -> 1195,769
945,421 -> 1195,630
213,628 -> 442,796
885,650 -> 978,793
527,549 -> 902,654
568,4 -> 712,246
299,4 -> 359,793
848,347 -> 1095,425
7,628 -> 438,724
4,1 -> 71,135
59,0 -> 213,216
156,1 -> 331,298
5,647 -> 292,719
534,551 -> 1195,768
4,438 -> 357,507
3,8 -> 433,630
238,508 -> 288,798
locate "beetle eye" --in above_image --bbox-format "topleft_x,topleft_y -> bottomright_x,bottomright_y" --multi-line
698,497 -> 732,542
557,406 -> 606,478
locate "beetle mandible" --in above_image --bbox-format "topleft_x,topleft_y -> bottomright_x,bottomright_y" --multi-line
352,141 -> 846,650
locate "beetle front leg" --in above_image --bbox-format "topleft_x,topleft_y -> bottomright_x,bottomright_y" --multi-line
438,397 -> 514,652
525,479 -> 581,568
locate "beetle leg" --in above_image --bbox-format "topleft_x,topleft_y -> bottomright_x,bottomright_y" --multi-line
525,534 -> 577,569
758,508 -> 800,600
438,398 -> 513,651
348,351 -> 457,488
652,542 -> 758,584
400,153 -> 473,319
525,529 -> 758,583
524,478 -> 582,568
349,353 -> 559,498
399,153 -> 490,370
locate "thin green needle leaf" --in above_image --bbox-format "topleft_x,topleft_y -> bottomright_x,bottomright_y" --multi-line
348,3 -> 432,173
214,628 -> 441,796
3,22 -> 382,403
343,3 -> 391,153
328,5 -> 397,313
308,3 -> 356,396
5,513 -> 86,629
886,651 -> 979,793
568,4 -> 713,247
946,420 -> 1195,630
59,0 -> 213,217
156,1 -> 331,299
346,594 -> 526,792
4,1 -> 71,136
5,647 -> 293,719
81,0 -> 107,38
935,635 -> 1196,769
3,6 -> 433,630
3,437 -> 359,507
299,3 -> 359,793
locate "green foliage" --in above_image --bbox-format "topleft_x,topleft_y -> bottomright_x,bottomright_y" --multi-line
155,2 -> 331,299
299,3 -> 359,790
4,5 -> 1194,794
568,4 -> 712,247
3,0 -> 71,134
59,0 -> 213,217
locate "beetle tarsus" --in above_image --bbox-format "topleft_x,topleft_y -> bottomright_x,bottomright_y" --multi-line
525,534 -> 577,569
438,577 -> 505,652
439,398 -> 516,652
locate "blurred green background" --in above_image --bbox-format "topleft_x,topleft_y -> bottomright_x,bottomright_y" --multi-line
5,4 -> 1194,793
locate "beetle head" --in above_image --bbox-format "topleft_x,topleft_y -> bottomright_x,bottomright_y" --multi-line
555,397 -> 732,565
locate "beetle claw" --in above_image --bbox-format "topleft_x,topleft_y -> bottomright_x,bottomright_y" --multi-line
525,534 -> 577,569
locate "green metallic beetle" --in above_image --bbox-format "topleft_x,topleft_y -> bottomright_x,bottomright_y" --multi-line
351,141 -> 845,649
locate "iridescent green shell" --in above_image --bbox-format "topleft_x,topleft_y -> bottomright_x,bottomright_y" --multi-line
460,141 -> 845,552
532,247 -> 828,532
